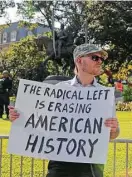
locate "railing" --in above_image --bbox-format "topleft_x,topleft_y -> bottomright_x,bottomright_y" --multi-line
0,135 -> 47,177
110,139 -> 132,177
0,135 -> 132,177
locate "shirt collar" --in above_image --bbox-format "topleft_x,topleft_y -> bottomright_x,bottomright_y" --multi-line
70,75 -> 98,87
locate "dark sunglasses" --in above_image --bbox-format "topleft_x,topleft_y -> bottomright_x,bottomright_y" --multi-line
91,55 -> 105,62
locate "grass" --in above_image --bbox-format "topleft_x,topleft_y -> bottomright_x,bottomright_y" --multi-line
104,111 -> 132,177
0,111 -> 132,177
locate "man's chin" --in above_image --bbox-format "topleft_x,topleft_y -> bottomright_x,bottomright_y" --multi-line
94,70 -> 102,76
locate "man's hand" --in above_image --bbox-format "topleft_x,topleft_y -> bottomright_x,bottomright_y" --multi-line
104,118 -> 119,140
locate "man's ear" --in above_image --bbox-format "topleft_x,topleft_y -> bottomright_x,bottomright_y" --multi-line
76,57 -> 81,64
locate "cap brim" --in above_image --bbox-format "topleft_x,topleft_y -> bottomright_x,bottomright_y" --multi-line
85,49 -> 108,60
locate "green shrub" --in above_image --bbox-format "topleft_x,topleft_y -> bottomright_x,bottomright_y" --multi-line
116,101 -> 132,111
122,86 -> 132,102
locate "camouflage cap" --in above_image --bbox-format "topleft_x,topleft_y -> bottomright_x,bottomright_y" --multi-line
73,43 -> 108,61
2,70 -> 9,75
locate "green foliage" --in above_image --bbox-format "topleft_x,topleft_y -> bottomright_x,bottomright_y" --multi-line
18,21 -> 38,32
85,1 -> 132,70
116,102 -> 132,111
16,1 -> 132,73
122,86 -> 132,102
2,1 -> 132,76
97,72 -> 112,87
0,35 -> 61,94
16,1 -> 86,31
113,62 -> 132,81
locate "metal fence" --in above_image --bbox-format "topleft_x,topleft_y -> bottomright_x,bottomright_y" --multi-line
0,135 -> 132,177
111,139 -> 132,177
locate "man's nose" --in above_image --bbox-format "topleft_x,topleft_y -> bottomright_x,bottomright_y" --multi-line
97,59 -> 103,64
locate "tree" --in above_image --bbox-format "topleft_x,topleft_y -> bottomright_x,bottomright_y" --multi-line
0,36 -> 61,94
85,1 -> 132,71
0,0 -> 15,17
0,0 -> 16,32
15,1 -> 132,76
16,1 -> 86,32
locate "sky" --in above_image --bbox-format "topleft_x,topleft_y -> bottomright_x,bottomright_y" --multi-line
0,5 -> 60,28
0,7 -> 20,24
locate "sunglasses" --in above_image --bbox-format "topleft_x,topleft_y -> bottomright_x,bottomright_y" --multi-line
91,55 -> 105,62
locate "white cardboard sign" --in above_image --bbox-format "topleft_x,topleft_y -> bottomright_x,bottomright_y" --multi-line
8,79 -> 115,164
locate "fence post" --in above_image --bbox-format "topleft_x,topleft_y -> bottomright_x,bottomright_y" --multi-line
126,143 -> 129,177
0,139 -> 2,177
113,142 -> 116,177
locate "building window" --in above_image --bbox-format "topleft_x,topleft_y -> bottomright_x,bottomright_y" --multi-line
3,32 -> 7,43
10,31 -> 17,42
27,31 -> 33,36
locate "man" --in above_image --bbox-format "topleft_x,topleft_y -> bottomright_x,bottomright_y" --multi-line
57,23 -> 68,58
0,70 -> 12,119
46,44 -> 119,177
9,44 -> 119,177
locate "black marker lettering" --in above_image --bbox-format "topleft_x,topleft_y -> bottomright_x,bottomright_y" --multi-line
76,139 -> 86,157
75,118 -> 83,133
62,90 -> 67,100
93,90 -> 98,100
69,103 -> 74,113
93,118 -> 103,134
56,89 -> 63,98
66,139 -> 77,154
54,102 -> 62,112
66,90 -> 72,99
35,115 -> 48,130
87,91 -> 92,100
104,90 -> 110,100
24,84 -> 30,93
49,116 -> 58,131
35,100 -> 45,109
48,102 -> 54,111
78,91 -> 84,100
44,138 -> 54,153
58,117 -> 68,132
44,87 -> 50,96
30,85 -> 37,94
98,90 -> 103,100
71,91 -> 78,100
86,104 -> 92,113
38,136 -> 45,153
88,139 -> 98,158
36,86 -> 41,95
62,103 -> 68,113
25,134 -> 38,153
84,118 -> 92,133
25,113 -> 35,128
78,104 -> 85,114
50,89 -> 56,98
69,118 -> 74,133
57,138 -> 68,154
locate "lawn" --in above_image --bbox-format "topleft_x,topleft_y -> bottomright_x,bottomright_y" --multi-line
0,111 -> 132,177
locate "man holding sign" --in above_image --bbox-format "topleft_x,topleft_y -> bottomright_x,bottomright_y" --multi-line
9,44 -> 119,177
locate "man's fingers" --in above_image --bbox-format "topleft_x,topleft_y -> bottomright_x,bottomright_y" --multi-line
10,117 -> 18,122
104,118 -> 118,129
9,109 -> 18,114
111,128 -> 117,132
8,106 -> 15,109
105,118 -> 117,122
